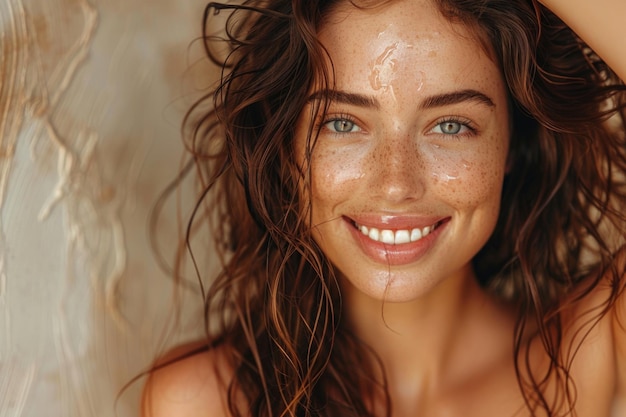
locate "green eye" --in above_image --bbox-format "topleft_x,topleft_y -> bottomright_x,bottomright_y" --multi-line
430,118 -> 477,137
325,118 -> 361,133
436,121 -> 463,134
334,120 -> 355,132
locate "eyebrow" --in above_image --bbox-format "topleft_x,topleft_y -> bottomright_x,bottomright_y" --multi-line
306,88 -> 495,109
420,89 -> 495,109
307,89 -> 380,109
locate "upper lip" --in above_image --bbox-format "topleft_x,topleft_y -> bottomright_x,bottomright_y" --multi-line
344,214 -> 450,230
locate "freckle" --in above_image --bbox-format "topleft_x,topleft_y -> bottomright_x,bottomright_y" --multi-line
428,50 -> 437,58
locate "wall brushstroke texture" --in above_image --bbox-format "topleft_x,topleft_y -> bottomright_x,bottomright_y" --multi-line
0,0 -> 214,415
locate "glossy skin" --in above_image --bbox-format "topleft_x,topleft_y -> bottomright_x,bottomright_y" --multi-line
142,1 -> 626,416
296,0 -> 510,304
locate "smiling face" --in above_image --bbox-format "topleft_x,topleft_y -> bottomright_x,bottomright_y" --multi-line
296,0 -> 510,303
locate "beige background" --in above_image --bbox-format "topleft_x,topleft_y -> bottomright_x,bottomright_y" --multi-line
0,0 -> 217,415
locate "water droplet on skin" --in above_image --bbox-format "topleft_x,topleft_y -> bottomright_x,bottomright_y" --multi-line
369,43 -> 399,99
414,71 -> 425,92
431,171 -> 460,182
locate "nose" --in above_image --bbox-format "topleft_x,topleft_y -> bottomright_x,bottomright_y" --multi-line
369,134 -> 426,203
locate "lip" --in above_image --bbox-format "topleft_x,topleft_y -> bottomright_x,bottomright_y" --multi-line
343,215 -> 450,266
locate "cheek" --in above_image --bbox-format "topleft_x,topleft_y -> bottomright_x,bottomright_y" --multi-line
309,146 -> 368,207
424,136 -> 508,208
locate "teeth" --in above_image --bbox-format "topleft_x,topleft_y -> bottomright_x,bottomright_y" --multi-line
356,222 -> 438,245
381,230 -> 395,244
395,230 -> 410,244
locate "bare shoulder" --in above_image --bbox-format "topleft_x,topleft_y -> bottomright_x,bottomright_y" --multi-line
612,251 -> 626,416
569,250 -> 626,415
141,342 -> 233,417
551,256 -> 626,416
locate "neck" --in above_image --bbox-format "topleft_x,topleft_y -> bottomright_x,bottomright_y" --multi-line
341,266 -> 515,402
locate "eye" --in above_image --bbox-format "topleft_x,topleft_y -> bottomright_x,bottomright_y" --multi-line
432,120 -> 469,135
324,118 -> 361,133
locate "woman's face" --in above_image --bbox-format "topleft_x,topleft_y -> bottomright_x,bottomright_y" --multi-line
296,0 -> 510,302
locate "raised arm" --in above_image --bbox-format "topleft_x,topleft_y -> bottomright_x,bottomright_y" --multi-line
540,0 -> 626,81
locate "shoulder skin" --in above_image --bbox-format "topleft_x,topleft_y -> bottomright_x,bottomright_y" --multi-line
141,344 -> 232,417
612,253 -> 626,416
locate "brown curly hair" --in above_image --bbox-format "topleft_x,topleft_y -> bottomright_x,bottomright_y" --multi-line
156,0 -> 626,415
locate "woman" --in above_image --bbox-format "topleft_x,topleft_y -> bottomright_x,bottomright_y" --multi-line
142,0 -> 626,416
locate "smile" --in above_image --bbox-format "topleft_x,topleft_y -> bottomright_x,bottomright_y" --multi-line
354,221 -> 442,245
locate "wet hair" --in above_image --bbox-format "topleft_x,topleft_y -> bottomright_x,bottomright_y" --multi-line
159,0 -> 626,415
432,1 -> 626,414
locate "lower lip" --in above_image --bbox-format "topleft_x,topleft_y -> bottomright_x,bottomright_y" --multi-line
345,218 -> 448,266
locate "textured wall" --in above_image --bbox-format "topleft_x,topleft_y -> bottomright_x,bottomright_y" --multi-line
0,0 -> 214,415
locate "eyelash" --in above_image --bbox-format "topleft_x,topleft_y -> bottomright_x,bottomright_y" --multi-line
431,116 -> 478,138
315,114 -> 478,138
317,114 -> 361,135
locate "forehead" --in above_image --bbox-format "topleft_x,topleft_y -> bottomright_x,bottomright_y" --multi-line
318,0 -> 504,103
